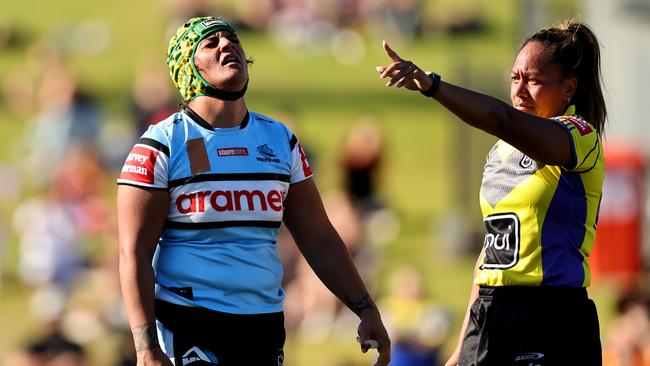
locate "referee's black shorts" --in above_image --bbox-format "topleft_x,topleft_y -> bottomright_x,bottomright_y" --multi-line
458,286 -> 602,366
155,299 -> 285,366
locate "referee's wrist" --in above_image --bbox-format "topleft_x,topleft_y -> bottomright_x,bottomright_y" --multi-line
420,72 -> 441,97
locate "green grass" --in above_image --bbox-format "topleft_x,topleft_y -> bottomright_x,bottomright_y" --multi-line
0,0 -> 619,365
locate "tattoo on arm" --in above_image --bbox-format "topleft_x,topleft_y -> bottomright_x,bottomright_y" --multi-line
132,323 -> 160,352
344,295 -> 377,317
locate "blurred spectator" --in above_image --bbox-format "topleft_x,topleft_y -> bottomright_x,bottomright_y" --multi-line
12,145 -> 109,290
2,69 -> 37,118
268,0 -> 336,53
17,50 -> 102,187
3,320 -> 86,366
165,0 -> 217,34
284,255 -> 341,341
340,117 -> 400,248
0,19 -> 30,50
341,116 -> 384,214
361,0 -> 423,41
130,59 -> 178,134
233,0 -> 284,31
378,266 -> 451,366
335,0 -> 364,29
12,188 -> 84,290
603,288 -> 650,366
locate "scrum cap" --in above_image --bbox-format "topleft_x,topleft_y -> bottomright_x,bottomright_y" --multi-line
167,17 -> 246,101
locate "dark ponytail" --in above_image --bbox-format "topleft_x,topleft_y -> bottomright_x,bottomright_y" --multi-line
523,21 -> 607,133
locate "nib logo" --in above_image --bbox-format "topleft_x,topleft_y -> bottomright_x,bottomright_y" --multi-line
182,346 -> 219,365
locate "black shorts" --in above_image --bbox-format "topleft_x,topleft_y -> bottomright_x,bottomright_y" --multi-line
458,286 -> 601,366
155,300 -> 285,366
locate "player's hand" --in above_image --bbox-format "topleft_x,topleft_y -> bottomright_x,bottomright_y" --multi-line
137,348 -> 174,366
357,308 -> 391,366
376,41 -> 432,92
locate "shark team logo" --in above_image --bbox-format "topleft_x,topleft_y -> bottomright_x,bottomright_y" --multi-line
256,144 -> 280,163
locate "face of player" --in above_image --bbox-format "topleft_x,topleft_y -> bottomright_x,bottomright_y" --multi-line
193,31 -> 248,92
510,41 -> 576,118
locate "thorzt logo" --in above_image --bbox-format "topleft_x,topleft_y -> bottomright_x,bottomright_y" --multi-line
176,189 -> 285,214
481,213 -> 520,270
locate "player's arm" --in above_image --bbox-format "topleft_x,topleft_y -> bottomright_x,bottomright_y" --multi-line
376,41 -> 572,167
444,248 -> 485,366
282,178 -> 391,366
117,185 -> 172,365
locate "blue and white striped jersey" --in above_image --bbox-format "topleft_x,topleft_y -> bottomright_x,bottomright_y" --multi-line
118,107 -> 312,314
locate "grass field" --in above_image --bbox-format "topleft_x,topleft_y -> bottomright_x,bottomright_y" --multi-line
0,0 -> 620,365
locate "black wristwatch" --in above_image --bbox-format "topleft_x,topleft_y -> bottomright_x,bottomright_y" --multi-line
420,72 -> 441,97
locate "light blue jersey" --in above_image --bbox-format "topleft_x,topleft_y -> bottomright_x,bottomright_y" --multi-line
118,108 -> 313,314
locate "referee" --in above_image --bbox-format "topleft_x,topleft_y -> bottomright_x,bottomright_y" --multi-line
377,21 -> 606,366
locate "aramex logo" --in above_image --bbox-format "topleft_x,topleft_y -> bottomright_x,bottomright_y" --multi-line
176,189 -> 284,214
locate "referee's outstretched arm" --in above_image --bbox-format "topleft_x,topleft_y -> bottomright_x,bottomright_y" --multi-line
376,41 -> 574,168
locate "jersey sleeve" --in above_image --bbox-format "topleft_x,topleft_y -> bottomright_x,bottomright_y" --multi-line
117,125 -> 170,189
552,116 -> 601,172
288,134 -> 313,184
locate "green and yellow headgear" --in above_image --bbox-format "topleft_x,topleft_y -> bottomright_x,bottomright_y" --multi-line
167,16 -> 247,101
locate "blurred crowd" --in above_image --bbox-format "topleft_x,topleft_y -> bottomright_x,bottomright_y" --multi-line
0,1 -> 647,365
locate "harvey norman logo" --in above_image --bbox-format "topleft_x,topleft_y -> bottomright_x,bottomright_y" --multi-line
119,145 -> 159,184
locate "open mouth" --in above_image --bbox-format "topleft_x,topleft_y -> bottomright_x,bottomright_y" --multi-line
221,55 -> 241,66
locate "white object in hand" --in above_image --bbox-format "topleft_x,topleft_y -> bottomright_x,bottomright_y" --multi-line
356,336 -> 379,349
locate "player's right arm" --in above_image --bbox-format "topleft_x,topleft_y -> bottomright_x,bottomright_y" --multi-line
118,185 -> 172,365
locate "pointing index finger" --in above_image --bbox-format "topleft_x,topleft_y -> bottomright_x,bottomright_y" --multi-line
383,40 -> 402,62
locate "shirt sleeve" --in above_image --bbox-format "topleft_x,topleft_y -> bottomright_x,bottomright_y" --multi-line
288,134 -> 313,184
552,115 -> 601,172
117,125 -> 170,189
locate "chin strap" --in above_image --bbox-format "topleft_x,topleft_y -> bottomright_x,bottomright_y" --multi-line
203,79 -> 248,101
